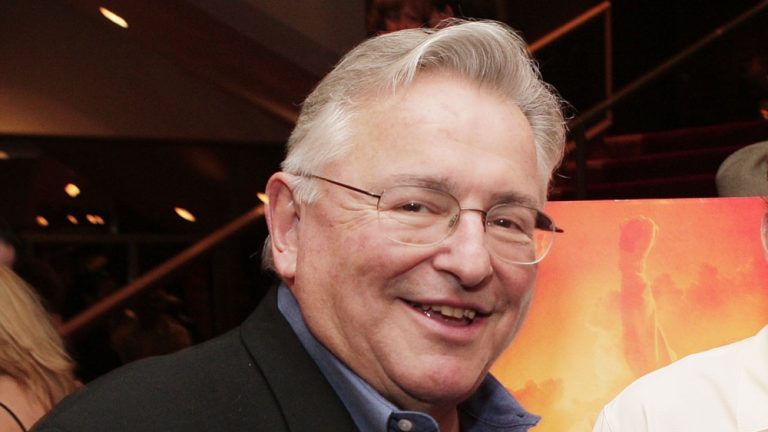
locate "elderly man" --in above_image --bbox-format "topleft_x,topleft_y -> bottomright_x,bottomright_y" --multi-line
35,19 -> 565,432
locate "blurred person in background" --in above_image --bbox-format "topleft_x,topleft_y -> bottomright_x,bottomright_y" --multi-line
0,266 -> 79,431
109,289 -> 193,364
367,0 -> 456,34
0,219 -> 66,325
0,219 -> 20,269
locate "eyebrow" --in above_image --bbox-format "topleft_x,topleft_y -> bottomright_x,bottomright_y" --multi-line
384,174 -> 541,209
385,174 -> 452,190
489,191 -> 541,209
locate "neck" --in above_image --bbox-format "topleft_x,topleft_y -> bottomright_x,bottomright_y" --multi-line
432,406 -> 460,432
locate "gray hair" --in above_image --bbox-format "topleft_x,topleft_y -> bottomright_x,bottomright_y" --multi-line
264,19 -> 567,270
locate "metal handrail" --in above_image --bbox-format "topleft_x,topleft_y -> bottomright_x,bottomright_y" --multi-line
527,1 -> 614,197
528,2 -> 611,54
59,205 -> 266,336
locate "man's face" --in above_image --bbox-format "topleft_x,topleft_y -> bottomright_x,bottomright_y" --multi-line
290,72 -> 543,414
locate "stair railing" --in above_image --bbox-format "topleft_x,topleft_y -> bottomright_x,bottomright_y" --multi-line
530,1 -> 615,145
58,205 -> 266,336
568,0 -> 768,198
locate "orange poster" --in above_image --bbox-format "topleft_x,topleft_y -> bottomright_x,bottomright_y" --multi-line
492,197 -> 768,431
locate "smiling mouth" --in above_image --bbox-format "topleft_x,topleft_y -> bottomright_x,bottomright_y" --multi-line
407,301 -> 482,324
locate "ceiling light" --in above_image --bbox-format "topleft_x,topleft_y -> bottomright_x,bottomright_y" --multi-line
36,216 -> 49,227
0,151 -> 9,160
99,6 -> 128,29
64,183 -> 80,198
66,214 -> 79,225
257,192 -> 269,205
174,207 -> 196,222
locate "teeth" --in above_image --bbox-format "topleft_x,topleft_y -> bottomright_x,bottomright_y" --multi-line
416,303 -> 479,321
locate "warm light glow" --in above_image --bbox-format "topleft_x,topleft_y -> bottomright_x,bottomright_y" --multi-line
35,216 -> 49,227
66,214 -> 79,225
86,214 -> 106,225
99,7 -> 129,28
174,207 -> 196,222
64,183 -> 81,198
257,192 -> 269,205
0,151 -> 9,160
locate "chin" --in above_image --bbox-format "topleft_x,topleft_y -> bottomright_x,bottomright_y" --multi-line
398,361 -> 487,406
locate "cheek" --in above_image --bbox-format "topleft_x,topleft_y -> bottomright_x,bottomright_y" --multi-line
331,211 -> 431,274
497,268 -> 537,339
296,213 -> 396,287
345,236 -> 432,288
501,264 -> 537,298
493,266 -> 537,317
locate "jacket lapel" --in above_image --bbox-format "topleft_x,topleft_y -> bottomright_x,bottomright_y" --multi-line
239,288 -> 356,432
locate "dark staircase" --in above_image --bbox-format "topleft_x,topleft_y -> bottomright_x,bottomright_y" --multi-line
551,119 -> 768,200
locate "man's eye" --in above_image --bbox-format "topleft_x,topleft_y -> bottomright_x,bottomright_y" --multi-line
491,218 -> 515,229
400,202 -> 426,212
490,217 -> 527,233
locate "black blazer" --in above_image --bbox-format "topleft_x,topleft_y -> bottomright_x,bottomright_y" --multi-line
33,288 -> 355,432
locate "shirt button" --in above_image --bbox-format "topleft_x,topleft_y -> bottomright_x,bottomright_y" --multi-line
397,419 -> 413,431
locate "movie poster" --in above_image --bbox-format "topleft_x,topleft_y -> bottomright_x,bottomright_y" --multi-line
493,197 -> 768,431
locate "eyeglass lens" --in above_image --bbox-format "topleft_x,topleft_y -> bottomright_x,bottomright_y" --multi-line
375,185 -> 555,264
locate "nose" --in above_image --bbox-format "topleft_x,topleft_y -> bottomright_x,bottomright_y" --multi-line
432,209 -> 493,288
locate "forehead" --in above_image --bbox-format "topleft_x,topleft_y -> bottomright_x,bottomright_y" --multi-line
336,72 -> 543,204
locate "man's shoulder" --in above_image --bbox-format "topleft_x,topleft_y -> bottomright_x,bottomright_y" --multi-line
89,325 -> 252,391
34,327 -> 285,432
622,324 -> 768,404
622,336 -> 749,400
34,288 -> 355,432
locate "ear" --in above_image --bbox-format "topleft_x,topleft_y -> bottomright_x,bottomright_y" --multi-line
265,172 -> 301,281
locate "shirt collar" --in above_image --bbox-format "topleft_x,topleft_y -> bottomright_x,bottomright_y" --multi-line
737,324 -> 768,432
458,374 -> 540,431
277,284 -> 539,431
